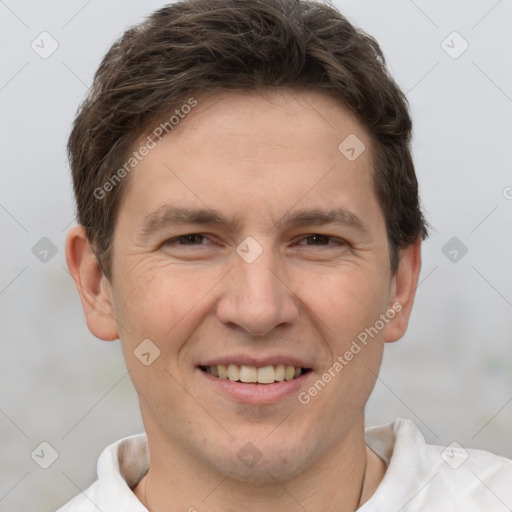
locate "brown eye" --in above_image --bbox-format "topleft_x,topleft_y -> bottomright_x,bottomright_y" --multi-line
303,234 -> 330,245
164,234 -> 208,246
297,234 -> 346,246
175,234 -> 205,245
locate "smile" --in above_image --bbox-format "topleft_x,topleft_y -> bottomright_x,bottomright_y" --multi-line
199,364 -> 311,384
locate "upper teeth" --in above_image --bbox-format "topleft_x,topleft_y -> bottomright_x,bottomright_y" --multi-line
205,364 -> 302,384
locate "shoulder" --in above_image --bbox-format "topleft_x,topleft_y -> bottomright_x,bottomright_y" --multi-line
56,480 -> 103,512
56,433 -> 149,512
364,418 -> 512,511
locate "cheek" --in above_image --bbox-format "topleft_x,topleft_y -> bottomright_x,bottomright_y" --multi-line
301,271 -> 387,415
295,266 -> 389,346
114,261 -> 206,331
111,261 -> 226,376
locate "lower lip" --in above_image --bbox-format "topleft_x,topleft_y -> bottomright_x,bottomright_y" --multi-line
197,368 -> 311,405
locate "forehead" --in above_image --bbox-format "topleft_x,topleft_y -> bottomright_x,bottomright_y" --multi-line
155,89 -> 372,163
119,90 -> 379,229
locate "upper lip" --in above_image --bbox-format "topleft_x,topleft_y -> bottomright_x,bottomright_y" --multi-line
198,354 -> 313,369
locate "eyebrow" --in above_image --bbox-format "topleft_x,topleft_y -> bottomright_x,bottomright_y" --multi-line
137,205 -> 367,238
138,206 -> 243,238
277,207 -> 366,232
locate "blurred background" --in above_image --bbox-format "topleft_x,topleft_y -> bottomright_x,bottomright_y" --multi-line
1,0 -> 511,510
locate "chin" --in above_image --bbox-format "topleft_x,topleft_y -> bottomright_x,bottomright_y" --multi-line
202,439 -> 315,485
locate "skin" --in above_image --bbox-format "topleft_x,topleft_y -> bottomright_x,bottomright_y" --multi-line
66,90 -> 421,511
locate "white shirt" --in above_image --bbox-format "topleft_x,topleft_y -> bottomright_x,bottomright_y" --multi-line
56,418 -> 512,511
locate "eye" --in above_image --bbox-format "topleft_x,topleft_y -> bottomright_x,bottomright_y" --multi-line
163,234 -> 209,246
158,233 -> 221,261
296,234 -> 347,247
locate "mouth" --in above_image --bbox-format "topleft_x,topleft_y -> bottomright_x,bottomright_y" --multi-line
199,364 -> 312,384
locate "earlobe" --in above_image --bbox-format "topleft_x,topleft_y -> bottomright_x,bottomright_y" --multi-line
65,226 -> 119,341
384,239 -> 422,344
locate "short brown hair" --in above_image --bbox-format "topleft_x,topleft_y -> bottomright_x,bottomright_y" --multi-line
68,0 -> 428,278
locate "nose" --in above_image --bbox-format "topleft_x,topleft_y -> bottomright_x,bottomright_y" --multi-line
215,245 -> 299,337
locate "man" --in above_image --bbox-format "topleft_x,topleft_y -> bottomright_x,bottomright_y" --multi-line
60,0 -> 512,510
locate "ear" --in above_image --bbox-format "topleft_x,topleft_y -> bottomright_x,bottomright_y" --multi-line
65,226 -> 119,341
384,239 -> 422,343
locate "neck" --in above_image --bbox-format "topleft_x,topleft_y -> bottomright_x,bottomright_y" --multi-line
133,419 -> 386,512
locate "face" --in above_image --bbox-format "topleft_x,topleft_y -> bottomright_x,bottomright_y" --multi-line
73,90 -> 419,483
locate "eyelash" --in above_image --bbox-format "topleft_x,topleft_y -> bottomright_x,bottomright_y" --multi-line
166,234 -> 209,246
163,233 -> 347,248
295,234 -> 347,247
